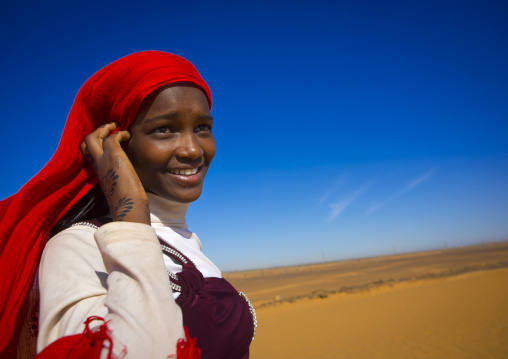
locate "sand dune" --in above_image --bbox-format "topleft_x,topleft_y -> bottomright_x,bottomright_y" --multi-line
224,242 -> 508,358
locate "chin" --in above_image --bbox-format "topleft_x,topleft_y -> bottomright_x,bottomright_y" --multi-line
173,196 -> 201,204
164,190 -> 203,204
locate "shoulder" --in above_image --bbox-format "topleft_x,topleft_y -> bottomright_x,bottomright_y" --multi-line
41,224 -> 103,274
45,224 -> 98,254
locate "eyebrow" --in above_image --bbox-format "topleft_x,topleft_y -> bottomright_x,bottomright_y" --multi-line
144,112 -> 214,124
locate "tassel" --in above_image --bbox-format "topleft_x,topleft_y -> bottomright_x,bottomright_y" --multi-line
35,316 -> 113,359
170,327 -> 201,359
83,316 -> 114,359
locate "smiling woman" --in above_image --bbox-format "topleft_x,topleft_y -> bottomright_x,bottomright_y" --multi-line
0,52 -> 254,359
128,85 -> 216,204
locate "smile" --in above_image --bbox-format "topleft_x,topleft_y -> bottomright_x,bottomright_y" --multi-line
169,167 -> 201,176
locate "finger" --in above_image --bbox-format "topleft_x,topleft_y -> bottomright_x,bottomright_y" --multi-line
83,123 -> 119,157
80,141 -> 91,161
112,130 -> 131,143
102,131 -> 131,151
95,122 -> 120,140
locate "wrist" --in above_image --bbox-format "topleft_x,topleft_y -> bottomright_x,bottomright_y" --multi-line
111,196 -> 150,225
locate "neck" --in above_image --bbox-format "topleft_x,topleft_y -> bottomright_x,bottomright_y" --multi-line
147,192 -> 190,229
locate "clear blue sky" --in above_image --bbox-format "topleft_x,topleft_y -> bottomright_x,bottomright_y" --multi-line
1,0 -> 507,271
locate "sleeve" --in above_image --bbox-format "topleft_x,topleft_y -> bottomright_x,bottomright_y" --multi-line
37,222 -> 185,358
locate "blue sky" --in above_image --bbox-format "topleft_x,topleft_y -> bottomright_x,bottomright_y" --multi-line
1,0 -> 507,271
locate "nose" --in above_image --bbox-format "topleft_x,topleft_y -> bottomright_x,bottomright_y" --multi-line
175,132 -> 202,160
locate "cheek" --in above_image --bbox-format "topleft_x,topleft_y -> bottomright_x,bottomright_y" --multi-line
203,138 -> 216,163
127,139 -> 166,174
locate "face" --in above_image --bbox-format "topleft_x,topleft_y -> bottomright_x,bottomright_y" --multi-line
127,85 -> 215,203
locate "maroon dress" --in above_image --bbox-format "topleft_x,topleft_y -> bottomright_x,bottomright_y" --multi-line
159,238 -> 255,359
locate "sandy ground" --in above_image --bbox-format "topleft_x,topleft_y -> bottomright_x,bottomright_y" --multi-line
224,242 -> 508,358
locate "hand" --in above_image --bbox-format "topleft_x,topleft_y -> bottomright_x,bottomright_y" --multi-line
81,123 -> 150,225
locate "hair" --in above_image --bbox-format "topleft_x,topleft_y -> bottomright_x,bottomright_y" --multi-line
49,184 -> 110,237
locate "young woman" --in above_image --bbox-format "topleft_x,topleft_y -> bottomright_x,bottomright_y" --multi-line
0,51 -> 255,359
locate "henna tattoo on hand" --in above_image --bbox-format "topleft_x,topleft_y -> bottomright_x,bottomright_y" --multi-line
114,197 -> 134,220
96,164 -> 141,222
101,169 -> 119,204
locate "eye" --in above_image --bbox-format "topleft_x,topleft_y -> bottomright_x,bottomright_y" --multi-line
153,126 -> 174,134
196,124 -> 212,132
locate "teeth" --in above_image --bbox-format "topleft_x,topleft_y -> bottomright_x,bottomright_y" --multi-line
170,168 -> 198,176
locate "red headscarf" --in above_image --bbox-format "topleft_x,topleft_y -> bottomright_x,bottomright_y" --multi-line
0,51 -> 212,357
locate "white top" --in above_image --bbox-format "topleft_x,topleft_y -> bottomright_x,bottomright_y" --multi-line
148,193 -> 221,284
37,193 -> 221,358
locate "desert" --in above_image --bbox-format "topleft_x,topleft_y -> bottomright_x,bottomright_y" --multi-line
225,241 -> 508,358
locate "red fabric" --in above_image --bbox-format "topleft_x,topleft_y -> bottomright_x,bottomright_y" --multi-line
174,327 -> 202,359
0,51 -> 211,357
36,318 -> 200,359
35,317 -> 112,359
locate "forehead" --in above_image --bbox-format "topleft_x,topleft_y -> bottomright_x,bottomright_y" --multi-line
136,85 -> 210,124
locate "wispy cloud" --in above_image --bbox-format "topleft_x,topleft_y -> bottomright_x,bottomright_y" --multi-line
398,168 -> 435,195
328,183 -> 371,221
367,168 -> 435,215
319,175 -> 346,204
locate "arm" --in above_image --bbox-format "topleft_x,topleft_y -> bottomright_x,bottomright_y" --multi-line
96,222 -> 184,358
38,222 -> 185,358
